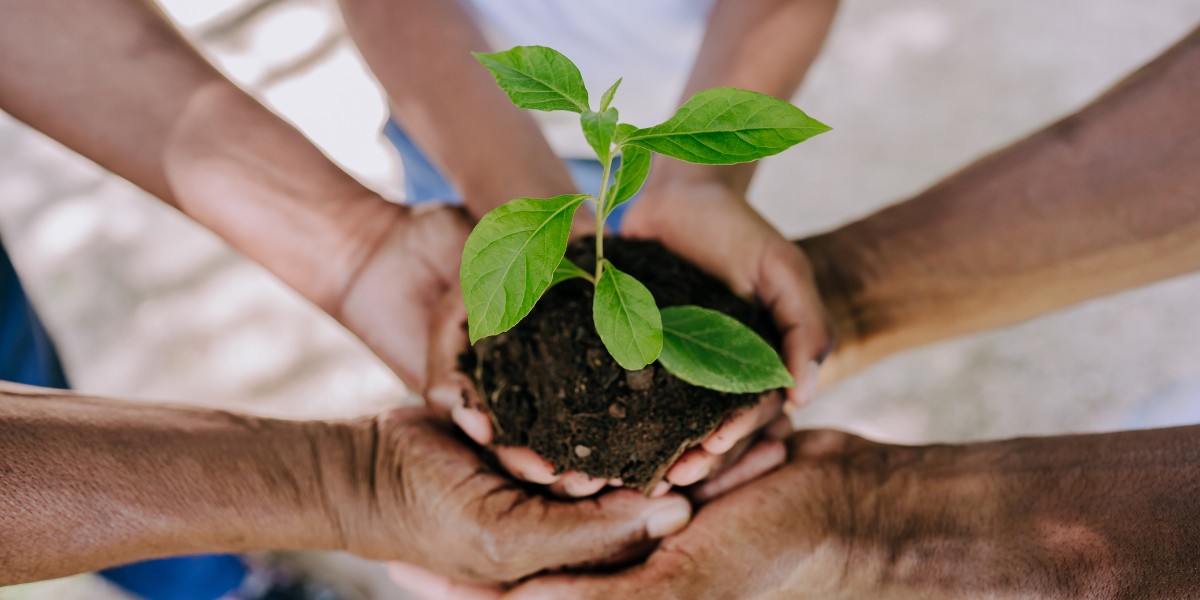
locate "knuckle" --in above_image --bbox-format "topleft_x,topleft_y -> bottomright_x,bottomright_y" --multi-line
474,529 -> 520,577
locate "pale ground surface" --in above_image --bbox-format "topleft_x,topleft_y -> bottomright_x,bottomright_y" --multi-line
2,1 -> 1199,598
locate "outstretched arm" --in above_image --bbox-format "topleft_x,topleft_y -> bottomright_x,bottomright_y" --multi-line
0,0 -> 471,386
639,0 -> 839,195
0,382 -> 691,586
619,0 -> 841,485
338,0 -> 577,218
509,425 -> 1200,599
808,25 -> 1200,384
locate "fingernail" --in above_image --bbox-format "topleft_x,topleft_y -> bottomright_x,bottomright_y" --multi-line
645,497 -> 691,538
452,405 -> 493,445
651,481 -> 671,497
564,474 -> 606,497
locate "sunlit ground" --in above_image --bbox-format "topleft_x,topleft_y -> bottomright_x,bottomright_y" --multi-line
2,1 -> 1199,598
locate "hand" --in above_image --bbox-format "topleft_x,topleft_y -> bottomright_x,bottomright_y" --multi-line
421,181 -> 822,495
619,180 -> 835,488
333,201 -> 473,388
505,430 -> 881,600
509,427 -> 1200,599
331,407 -> 693,587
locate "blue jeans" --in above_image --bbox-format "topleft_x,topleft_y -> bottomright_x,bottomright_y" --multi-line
0,239 -> 247,600
383,118 -> 638,232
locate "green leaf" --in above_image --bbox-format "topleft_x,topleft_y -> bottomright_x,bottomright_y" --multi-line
623,88 -> 830,164
461,194 -> 588,342
581,108 -> 619,162
473,46 -> 589,113
599,77 -> 622,112
658,305 -> 795,393
607,127 -> 650,216
551,257 -> 591,287
593,261 -> 663,370
613,122 -> 636,145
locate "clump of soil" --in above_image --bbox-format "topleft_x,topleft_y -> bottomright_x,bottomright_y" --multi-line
464,237 -> 778,489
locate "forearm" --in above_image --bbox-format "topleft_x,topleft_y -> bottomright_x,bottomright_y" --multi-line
339,0 -> 575,217
644,0 -> 838,195
881,426 -> 1200,598
0,0 -> 399,312
806,26 -> 1200,382
0,382 -> 369,585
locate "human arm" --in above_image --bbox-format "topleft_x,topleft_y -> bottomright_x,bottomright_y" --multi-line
509,426 -> 1200,599
635,0 -> 839,194
0,0 -> 469,386
621,0 -> 840,484
0,381 -> 691,586
804,25 -> 1200,386
337,0 -> 578,218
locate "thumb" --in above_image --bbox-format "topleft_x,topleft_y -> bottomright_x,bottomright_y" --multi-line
505,573 -> 634,600
505,490 -> 691,571
757,241 -> 834,410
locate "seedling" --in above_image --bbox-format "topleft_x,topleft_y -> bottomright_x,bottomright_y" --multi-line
461,45 -> 829,393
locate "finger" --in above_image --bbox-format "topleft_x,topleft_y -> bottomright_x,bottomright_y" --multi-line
424,291 -> 473,415
692,439 -> 787,502
549,471 -> 608,497
451,401 -> 494,446
701,393 -> 783,455
782,360 -> 820,414
387,562 -> 502,600
664,447 -> 720,487
650,481 -> 672,497
508,490 -> 691,571
756,242 -> 834,409
495,445 -> 561,484
505,573 -> 632,600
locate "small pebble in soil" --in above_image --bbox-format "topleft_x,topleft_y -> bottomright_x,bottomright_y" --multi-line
608,402 -> 627,419
574,445 -> 592,458
626,367 -> 654,391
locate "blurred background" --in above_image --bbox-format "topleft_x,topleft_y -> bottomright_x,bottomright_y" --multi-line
2,0 -> 1199,598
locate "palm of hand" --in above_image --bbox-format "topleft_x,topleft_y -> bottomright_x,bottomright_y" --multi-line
618,183 -> 835,484
336,203 -> 472,388
346,408 -> 691,585
508,430 -> 900,600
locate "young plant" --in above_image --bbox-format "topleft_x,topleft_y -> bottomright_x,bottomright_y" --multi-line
461,45 -> 830,393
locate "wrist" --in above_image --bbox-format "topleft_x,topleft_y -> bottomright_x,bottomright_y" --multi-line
164,82 -> 404,312
649,153 -> 754,191
878,437 -> 1141,600
794,228 -> 877,386
311,408 -> 427,562
456,157 -> 578,219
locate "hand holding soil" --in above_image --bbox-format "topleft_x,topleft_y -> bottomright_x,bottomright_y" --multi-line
422,45 -> 832,496
339,408 -> 693,584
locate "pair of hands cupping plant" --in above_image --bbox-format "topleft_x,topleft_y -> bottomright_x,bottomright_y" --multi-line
419,45 -> 835,496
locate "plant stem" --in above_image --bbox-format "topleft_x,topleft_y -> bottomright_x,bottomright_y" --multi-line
594,154 -> 614,281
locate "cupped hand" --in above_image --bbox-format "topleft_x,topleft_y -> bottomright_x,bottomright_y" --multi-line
336,407 -> 693,588
504,430 -> 915,600
421,182 -> 825,496
422,288 -> 629,497
619,180 -> 835,488
333,201 -> 472,388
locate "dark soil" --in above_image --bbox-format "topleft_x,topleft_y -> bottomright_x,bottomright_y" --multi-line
464,237 -> 779,489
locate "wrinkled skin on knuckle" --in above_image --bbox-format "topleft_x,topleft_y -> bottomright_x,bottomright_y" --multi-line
461,485 -> 550,582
